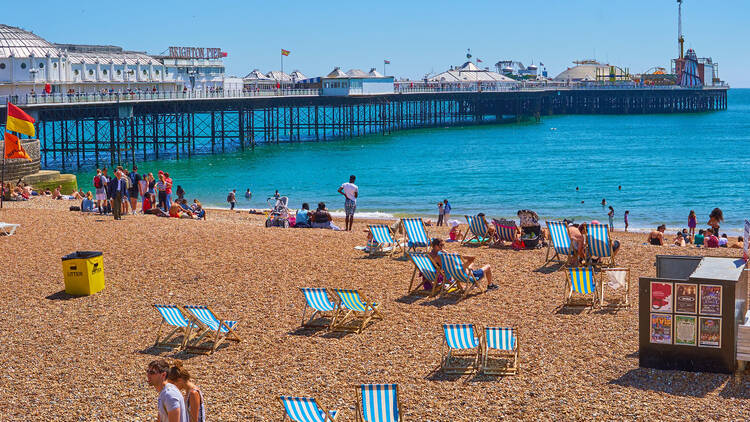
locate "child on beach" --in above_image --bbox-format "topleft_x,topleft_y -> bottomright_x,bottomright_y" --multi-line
688,210 -> 697,240
694,229 -> 705,246
608,206 -> 615,230
447,220 -> 461,242
437,202 -> 444,226
624,210 -> 629,232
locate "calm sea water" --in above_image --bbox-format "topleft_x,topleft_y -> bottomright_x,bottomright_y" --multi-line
74,89 -> 750,234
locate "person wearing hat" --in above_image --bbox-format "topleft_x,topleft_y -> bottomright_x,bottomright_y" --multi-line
448,220 -> 462,242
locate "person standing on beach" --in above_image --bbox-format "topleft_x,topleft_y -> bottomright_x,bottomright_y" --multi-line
624,210 -> 629,232
227,189 -> 237,210
707,208 -> 723,236
167,361 -> 206,422
338,175 -> 358,231
164,172 -> 174,210
156,172 -> 168,211
108,170 -> 125,220
608,206 -> 615,230
437,202 -> 444,226
146,359 -> 187,422
128,165 -> 141,215
443,199 -> 452,222
688,210 -> 697,241
93,168 -> 107,215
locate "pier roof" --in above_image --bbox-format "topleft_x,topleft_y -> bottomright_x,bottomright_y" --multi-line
0,24 -> 63,58
429,61 -> 517,83
243,69 -> 271,80
266,70 -> 292,81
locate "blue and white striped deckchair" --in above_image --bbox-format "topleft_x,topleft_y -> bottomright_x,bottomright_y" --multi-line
367,224 -> 400,257
401,218 -> 430,254
441,324 -> 481,374
301,288 -> 338,329
462,215 -> 490,245
183,305 -> 241,354
279,396 -> 338,422
153,304 -> 198,350
491,218 -> 518,247
355,384 -> 401,422
586,223 -> 615,267
330,289 -> 382,333
439,252 -> 482,298
545,220 -> 574,266
407,252 -> 442,296
564,266 -> 599,308
482,327 -> 519,375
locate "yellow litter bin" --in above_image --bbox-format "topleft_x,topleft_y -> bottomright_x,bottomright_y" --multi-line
62,251 -> 105,296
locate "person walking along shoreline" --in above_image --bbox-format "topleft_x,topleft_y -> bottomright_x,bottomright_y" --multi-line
338,175 -> 358,231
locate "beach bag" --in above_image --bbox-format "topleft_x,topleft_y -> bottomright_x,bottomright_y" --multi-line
69,206 -> 80,211
93,175 -> 102,188
511,239 -> 525,250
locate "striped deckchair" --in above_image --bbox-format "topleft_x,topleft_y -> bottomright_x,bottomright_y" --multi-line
564,267 -> 599,309
491,218 -> 518,247
545,220 -> 574,266
401,218 -> 430,254
301,288 -> 338,328
355,384 -> 401,422
462,215 -> 490,245
0,222 -> 19,236
152,304 -> 198,351
330,289 -> 382,333
439,252 -> 483,298
406,252 -> 442,296
279,396 -> 338,422
441,323 -> 481,374
481,327 -> 518,375
183,305 -> 241,354
367,224 -> 400,257
586,223 -> 615,267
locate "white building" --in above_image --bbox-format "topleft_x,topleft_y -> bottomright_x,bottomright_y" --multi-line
428,61 -> 518,87
320,67 -> 394,96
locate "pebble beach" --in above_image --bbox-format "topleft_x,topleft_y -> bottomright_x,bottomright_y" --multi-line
1,198 -> 749,421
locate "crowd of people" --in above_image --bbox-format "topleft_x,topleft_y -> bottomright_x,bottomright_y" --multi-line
647,208 -> 743,248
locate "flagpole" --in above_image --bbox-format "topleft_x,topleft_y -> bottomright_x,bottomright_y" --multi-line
1,101 -> 6,209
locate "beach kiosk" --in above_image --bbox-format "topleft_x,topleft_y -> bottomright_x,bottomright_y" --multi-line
639,255 -> 748,374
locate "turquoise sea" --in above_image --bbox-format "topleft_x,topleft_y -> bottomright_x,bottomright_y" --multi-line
74,89 -> 750,234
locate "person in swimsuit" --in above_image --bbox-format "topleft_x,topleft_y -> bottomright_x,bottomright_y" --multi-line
429,238 -> 496,289
168,360 -> 206,422
687,210 -> 697,241
707,208 -> 723,237
647,225 -> 666,246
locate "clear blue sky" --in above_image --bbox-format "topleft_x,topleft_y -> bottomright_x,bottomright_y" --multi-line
7,0 -> 749,86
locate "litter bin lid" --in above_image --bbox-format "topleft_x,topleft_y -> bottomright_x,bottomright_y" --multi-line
62,251 -> 103,261
690,257 -> 746,282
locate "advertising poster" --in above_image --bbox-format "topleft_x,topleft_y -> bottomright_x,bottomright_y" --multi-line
699,285 -> 722,316
674,315 -> 697,346
651,282 -> 673,312
675,283 -> 697,314
650,313 -> 673,344
699,317 -> 721,348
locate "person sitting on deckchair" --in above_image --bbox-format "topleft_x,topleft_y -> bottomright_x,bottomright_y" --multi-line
567,224 -> 585,266
429,238 -> 497,289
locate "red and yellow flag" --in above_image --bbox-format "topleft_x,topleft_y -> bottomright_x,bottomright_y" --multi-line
4,131 -> 31,161
6,103 -> 35,137
281,49 -> 290,56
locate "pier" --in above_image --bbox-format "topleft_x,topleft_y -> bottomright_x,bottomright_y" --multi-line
0,86 -> 728,170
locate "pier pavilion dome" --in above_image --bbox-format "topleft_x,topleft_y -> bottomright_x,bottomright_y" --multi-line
554,60 -> 627,82
0,24 -> 62,58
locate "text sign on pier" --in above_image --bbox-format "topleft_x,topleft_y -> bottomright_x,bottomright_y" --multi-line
168,46 -> 223,59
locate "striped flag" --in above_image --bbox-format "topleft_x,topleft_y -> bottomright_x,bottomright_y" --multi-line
4,131 -> 31,161
384,59 -> 390,64
281,49 -> 290,56
6,103 -> 35,137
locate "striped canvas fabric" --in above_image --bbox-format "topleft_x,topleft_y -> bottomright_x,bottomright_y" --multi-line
360,384 -> 399,422
547,221 -> 572,255
154,304 -> 191,327
402,218 -> 429,247
493,219 -> 517,242
409,253 -> 437,282
568,267 -> 596,295
485,327 -> 516,351
301,288 -> 336,312
439,252 -> 474,283
466,215 -> 488,237
444,324 -> 480,349
369,225 -> 395,245
335,289 -> 369,312
280,396 -> 336,422
184,306 -> 238,333
587,223 -> 612,258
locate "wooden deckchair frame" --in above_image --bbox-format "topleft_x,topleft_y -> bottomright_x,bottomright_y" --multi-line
183,306 -> 241,355
400,218 -> 431,255
545,220 -> 575,268
367,224 -> 402,257
481,327 -> 519,376
278,396 -> 338,422
406,253 -> 443,296
461,215 -> 490,246
354,384 -> 402,422
563,267 -> 600,309
441,324 -> 481,374
599,267 -> 631,309
301,288 -> 338,329
439,253 -> 483,300
490,218 -> 518,248
330,290 -> 383,334
152,305 -> 199,351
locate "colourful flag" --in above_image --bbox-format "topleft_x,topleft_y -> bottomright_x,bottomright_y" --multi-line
6,103 -> 35,137
4,131 -> 31,161
221,51 -> 228,57
476,58 -> 482,63
281,49 -> 290,56
384,60 -> 390,64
